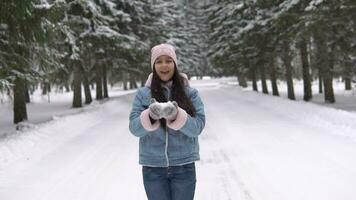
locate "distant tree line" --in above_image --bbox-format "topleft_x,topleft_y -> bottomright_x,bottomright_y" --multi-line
208,0 -> 356,102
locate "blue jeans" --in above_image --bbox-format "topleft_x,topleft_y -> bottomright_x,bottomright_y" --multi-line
142,162 -> 196,200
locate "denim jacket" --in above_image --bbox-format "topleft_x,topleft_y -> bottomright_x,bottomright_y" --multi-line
129,73 -> 205,167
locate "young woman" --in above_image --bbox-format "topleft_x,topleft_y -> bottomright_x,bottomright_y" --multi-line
129,43 -> 206,200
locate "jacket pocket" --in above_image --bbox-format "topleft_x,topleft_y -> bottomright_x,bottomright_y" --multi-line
168,131 -> 195,157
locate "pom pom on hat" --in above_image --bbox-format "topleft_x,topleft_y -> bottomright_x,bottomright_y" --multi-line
151,43 -> 177,69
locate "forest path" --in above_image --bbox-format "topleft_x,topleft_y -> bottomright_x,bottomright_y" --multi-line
1,82 -> 356,200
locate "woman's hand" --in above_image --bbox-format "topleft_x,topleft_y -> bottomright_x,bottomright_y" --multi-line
148,98 -> 178,121
149,98 -> 162,120
162,101 -> 178,121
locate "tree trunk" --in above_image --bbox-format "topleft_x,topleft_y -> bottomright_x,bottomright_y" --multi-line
314,30 -> 335,103
345,77 -> 352,90
72,63 -> 82,108
123,71 -> 128,90
281,39 -> 295,100
318,70 -> 323,93
251,67 -> 258,92
129,73 -> 138,89
343,55 -> 352,90
24,81 -> 30,103
141,74 -> 146,87
103,65 -> 109,98
268,53 -> 279,96
299,38 -> 312,101
65,84 -> 70,92
95,62 -> 103,100
83,70 -> 92,104
259,62 -> 268,94
236,68 -> 247,88
13,77 -> 28,123
42,82 -> 47,95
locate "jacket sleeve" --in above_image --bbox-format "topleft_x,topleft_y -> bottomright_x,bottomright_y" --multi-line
167,88 -> 205,138
129,89 -> 160,137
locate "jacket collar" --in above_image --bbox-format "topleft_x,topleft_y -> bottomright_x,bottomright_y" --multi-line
144,73 -> 189,88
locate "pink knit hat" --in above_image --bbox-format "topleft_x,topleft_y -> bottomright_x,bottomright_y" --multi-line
151,43 -> 177,69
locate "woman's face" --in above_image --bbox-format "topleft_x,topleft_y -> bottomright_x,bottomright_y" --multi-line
154,55 -> 175,82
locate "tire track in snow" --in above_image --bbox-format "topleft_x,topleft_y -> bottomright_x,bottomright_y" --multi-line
197,87 -> 255,200
199,84 -> 356,200
0,96 -> 146,200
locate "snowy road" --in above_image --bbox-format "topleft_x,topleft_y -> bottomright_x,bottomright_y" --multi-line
1,82 -> 356,200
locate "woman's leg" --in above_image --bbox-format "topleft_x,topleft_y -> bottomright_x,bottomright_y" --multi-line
169,163 -> 196,200
142,166 -> 171,200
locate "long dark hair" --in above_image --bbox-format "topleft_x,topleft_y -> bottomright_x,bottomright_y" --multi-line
151,65 -> 196,126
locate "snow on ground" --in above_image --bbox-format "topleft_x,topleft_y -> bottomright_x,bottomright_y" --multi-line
223,78 -> 356,112
0,86 -> 136,137
1,78 -> 356,200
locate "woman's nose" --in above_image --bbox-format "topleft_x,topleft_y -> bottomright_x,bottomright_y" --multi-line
161,62 -> 169,67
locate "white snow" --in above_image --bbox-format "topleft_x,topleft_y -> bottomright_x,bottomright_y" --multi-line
305,0 -> 326,11
0,86 -> 136,137
1,78 -> 356,200
34,0 -> 53,10
230,0 -> 304,41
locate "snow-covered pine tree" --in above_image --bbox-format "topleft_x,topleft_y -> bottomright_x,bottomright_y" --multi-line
115,0 -> 162,87
207,0 -> 356,103
0,0 -> 56,123
52,0 -> 147,104
208,0 -> 256,86
153,0 -> 212,78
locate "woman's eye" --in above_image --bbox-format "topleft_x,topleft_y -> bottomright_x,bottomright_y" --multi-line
155,60 -> 162,64
166,60 -> 173,63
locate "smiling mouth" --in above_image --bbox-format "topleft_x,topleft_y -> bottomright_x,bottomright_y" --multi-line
160,71 -> 170,75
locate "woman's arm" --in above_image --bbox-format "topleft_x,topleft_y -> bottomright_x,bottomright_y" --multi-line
129,89 -> 160,137
167,88 -> 205,137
